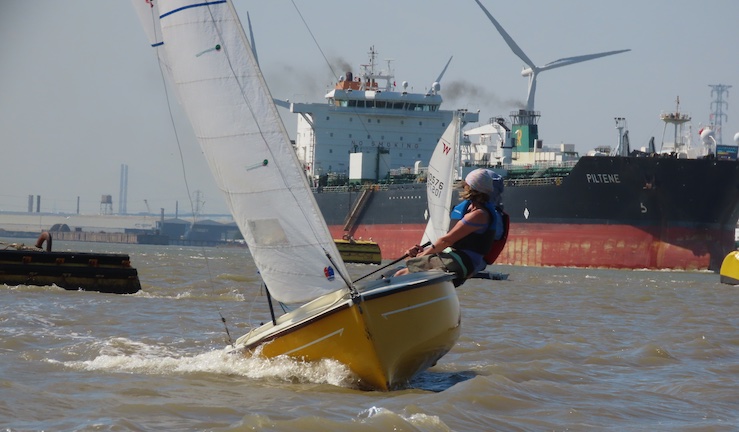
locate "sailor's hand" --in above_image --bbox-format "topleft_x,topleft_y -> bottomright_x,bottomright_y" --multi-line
406,244 -> 423,257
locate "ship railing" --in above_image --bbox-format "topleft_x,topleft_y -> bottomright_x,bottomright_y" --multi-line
313,185 -> 349,193
505,177 -> 563,187
505,160 -> 578,172
311,184 -> 391,194
467,159 -> 578,173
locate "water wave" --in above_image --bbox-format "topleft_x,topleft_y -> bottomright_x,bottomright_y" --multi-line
58,338 -> 355,388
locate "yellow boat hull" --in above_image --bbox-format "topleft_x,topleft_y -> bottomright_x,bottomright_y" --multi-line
720,250 -> 739,284
234,271 -> 460,390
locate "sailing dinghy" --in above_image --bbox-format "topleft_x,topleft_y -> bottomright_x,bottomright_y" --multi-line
132,0 -> 460,390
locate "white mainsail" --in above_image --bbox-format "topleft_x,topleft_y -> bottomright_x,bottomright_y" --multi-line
131,1 -> 172,79
421,115 -> 461,245
133,0 -> 349,304
132,1 -> 164,51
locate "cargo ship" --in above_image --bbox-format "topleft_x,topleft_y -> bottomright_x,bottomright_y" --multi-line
288,49 -> 739,271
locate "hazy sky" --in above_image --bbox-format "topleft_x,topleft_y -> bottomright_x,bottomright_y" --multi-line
1,0 -> 737,216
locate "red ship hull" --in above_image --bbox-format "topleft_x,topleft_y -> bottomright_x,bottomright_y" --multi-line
330,222 -> 731,270
319,156 -> 739,271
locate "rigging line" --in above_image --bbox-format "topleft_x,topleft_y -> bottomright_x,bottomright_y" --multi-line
289,0 -> 336,79
288,1 -> 379,158
324,249 -> 357,295
282,2 -> 371,286
147,5 -> 229,343
150,19 -> 196,223
203,2 -> 351,288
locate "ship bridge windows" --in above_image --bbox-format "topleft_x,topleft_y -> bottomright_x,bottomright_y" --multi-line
334,99 -> 440,112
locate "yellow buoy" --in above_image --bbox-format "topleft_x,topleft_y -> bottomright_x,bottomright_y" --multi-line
719,250 -> 739,285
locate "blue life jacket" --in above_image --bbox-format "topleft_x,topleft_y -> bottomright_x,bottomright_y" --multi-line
443,200 -> 503,280
450,200 -> 503,242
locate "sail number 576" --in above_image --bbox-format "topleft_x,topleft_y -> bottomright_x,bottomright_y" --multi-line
427,172 -> 444,197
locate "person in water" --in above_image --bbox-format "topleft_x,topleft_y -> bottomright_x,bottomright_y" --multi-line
394,168 -> 505,286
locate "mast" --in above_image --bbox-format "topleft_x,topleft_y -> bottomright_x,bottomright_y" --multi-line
659,96 -> 691,155
359,46 -> 394,92
613,117 -> 628,157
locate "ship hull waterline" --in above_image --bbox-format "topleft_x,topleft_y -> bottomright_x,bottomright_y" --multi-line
234,271 -> 461,391
315,156 -> 739,271
328,222 -> 733,271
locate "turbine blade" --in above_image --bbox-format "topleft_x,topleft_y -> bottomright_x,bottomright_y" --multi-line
539,49 -> 630,72
435,56 -> 454,83
473,0 -> 535,69
527,75 -> 537,112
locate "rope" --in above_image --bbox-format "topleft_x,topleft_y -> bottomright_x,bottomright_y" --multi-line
0,241 -> 44,251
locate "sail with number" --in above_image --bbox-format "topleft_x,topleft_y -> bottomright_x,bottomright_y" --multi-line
133,0 -> 349,304
421,115 -> 461,245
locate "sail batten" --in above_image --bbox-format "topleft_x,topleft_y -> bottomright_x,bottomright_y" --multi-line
134,0 -> 349,303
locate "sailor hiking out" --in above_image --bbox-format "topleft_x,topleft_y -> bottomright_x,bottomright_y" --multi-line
395,168 -> 507,286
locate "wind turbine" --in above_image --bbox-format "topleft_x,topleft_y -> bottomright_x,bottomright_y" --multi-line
472,0 -> 630,112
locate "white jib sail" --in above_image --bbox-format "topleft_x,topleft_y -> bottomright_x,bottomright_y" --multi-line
421,115 -> 461,245
139,0 -> 349,304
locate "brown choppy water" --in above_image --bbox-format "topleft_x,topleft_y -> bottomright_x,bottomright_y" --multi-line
1,239 -> 738,431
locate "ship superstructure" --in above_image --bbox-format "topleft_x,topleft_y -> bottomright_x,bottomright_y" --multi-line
290,47 -> 478,183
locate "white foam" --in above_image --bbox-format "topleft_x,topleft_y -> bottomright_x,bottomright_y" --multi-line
357,406 -> 448,429
60,339 -> 354,387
